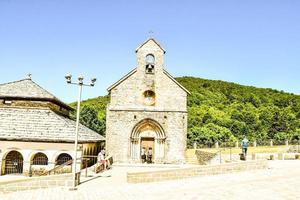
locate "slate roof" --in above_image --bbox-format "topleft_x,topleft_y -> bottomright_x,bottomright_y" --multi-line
0,78 -> 73,110
0,107 -> 105,143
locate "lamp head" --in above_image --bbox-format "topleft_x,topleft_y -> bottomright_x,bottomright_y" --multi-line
65,74 -> 72,84
78,76 -> 84,85
90,77 -> 97,86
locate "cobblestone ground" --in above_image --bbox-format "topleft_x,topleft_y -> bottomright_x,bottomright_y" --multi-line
1,161 -> 300,200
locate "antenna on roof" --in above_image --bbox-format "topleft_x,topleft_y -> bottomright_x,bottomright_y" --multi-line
27,73 -> 32,80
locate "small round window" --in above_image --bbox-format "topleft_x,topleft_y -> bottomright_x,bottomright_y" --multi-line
143,90 -> 155,106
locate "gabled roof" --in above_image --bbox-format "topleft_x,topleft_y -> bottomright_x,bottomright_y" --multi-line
0,107 -> 105,143
0,78 -> 73,110
107,68 -> 137,92
135,38 -> 166,54
163,70 -> 191,95
107,68 -> 190,95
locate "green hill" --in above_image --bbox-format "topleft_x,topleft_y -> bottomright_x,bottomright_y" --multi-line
71,76 -> 300,147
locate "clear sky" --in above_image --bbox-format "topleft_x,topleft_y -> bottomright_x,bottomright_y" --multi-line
0,0 -> 299,103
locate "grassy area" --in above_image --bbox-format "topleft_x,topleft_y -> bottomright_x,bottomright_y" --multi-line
196,145 -> 291,154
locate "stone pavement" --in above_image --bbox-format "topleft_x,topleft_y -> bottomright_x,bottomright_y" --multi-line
1,160 -> 300,200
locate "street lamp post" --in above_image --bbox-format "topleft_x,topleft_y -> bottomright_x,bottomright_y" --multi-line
65,74 -> 96,189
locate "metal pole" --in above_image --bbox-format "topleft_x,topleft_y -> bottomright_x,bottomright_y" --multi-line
85,160 -> 88,178
73,84 -> 82,188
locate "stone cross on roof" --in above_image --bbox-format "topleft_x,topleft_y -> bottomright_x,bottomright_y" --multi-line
148,30 -> 154,38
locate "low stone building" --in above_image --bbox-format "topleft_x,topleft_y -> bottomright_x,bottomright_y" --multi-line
0,77 -> 104,176
106,38 -> 190,164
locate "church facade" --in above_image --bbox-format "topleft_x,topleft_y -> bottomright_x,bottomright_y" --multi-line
106,38 -> 190,164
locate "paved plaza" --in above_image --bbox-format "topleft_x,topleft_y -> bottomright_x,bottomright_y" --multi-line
1,160 -> 300,200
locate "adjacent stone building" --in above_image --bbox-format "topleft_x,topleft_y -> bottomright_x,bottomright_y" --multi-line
0,78 -> 104,176
106,38 -> 190,164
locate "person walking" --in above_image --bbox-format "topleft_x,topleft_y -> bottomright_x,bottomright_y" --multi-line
241,138 -> 249,159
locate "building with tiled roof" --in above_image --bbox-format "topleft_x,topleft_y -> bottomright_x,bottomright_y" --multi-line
0,77 -> 104,176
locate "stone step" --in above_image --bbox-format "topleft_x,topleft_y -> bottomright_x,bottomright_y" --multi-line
185,149 -> 198,165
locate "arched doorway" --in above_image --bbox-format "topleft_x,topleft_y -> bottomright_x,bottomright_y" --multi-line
55,153 -> 72,165
32,152 -> 48,165
130,119 -> 166,163
4,151 -> 24,175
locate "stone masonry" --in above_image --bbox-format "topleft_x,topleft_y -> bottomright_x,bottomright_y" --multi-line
127,160 -> 268,183
106,38 -> 190,164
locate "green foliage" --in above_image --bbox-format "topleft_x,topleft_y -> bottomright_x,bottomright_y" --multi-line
79,106 -> 106,136
178,76 -> 300,147
273,132 -> 288,142
70,96 -> 109,136
70,76 -> 300,147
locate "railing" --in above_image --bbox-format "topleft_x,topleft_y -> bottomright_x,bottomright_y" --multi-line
215,149 -> 224,164
190,139 -> 300,149
94,155 -> 113,174
106,155 -> 113,166
41,155 -> 114,177
3,159 -> 24,175
42,159 -> 73,176
81,155 -> 98,168
32,153 -> 48,165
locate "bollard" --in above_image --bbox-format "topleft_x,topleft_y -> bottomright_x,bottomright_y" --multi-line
253,140 -> 257,148
270,140 -> 273,147
215,141 -> 219,148
235,141 -> 239,148
193,142 -> 197,149
252,153 -> 256,160
285,140 -> 289,147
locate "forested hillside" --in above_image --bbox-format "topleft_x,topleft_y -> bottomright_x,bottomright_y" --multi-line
71,76 -> 300,147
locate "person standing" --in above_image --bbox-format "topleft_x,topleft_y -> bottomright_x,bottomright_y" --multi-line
147,148 -> 153,163
97,151 -> 106,171
141,147 -> 146,163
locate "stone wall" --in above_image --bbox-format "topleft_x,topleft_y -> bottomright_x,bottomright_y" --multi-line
106,110 -> 187,163
127,160 -> 268,183
0,174 -> 72,194
106,38 -> 188,164
195,150 -> 218,165
108,39 -> 187,112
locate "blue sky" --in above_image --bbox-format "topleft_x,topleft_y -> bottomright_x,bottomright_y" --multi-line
0,0 -> 299,102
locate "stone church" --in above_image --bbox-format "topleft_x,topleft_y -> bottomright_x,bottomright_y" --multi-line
106,38 -> 190,164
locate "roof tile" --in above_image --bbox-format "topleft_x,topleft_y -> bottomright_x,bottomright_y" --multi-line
0,107 -> 105,142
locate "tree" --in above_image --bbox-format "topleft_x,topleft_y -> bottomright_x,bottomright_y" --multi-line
70,76 -> 300,146
79,106 -> 105,136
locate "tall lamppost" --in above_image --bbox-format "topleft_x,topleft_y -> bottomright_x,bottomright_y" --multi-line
65,74 -> 96,188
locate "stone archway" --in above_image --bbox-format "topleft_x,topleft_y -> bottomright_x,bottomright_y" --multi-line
130,119 -> 166,163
